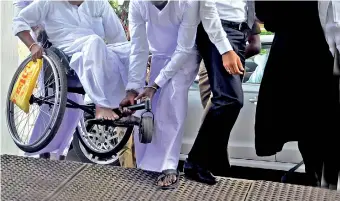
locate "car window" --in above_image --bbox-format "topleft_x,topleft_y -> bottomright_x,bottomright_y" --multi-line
243,44 -> 271,84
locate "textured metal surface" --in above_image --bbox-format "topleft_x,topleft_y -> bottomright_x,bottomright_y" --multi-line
2,155 -> 340,201
0,155 -> 86,201
51,165 -> 253,201
245,181 -> 340,201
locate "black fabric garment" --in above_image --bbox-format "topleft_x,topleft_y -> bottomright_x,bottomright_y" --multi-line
188,22 -> 248,176
255,1 -> 338,185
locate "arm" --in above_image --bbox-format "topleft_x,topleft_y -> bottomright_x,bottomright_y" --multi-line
153,1 -> 200,88
199,0 -> 232,55
101,0 -> 127,44
13,0 -> 32,16
245,23 -> 261,59
200,0 -> 243,75
126,0 -> 149,91
13,0 -> 48,48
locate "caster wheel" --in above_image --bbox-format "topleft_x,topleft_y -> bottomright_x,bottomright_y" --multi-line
139,116 -> 154,144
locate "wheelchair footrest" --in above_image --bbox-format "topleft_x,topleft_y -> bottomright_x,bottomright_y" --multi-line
86,116 -> 141,127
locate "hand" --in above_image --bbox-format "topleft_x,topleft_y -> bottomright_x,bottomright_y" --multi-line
222,50 -> 244,75
135,85 -> 158,101
119,90 -> 139,115
30,44 -> 43,62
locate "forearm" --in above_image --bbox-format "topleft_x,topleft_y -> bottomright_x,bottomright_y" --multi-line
154,51 -> 192,87
245,44 -> 261,59
17,30 -> 36,48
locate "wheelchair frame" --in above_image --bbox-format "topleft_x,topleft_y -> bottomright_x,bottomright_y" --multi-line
7,40 -> 154,156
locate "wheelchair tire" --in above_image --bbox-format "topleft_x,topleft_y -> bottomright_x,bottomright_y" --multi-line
76,113 -> 134,158
139,116 -> 154,144
72,128 -> 120,166
6,49 -> 68,153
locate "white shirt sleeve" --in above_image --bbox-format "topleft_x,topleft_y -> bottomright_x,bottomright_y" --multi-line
13,0 -> 32,10
200,0 -> 233,55
126,0 -> 149,90
153,1 -> 200,88
12,0 -> 48,35
100,0 -> 127,44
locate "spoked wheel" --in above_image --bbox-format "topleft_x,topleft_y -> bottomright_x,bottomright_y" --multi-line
6,49 -> 67,153
76,112 -> 134,158
73,122 -> 120,165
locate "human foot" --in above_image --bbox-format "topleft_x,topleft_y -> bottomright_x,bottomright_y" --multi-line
95,106 -> 119,120
156,169 -> 180,190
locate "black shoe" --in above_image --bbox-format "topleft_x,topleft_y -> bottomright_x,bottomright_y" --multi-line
59,155 -> 66,161
39,153 -> 50,159
184,160 -> 217,185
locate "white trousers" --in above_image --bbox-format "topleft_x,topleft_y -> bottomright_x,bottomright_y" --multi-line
62,34 -> 129,109
325,3 -> 340,75
134,54 -> 199,172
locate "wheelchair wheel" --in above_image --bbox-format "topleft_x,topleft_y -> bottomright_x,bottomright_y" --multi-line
139,116 -> 154,144
72,126 -> 120,166
6,49 -> 68,153
76,110 -> 134,157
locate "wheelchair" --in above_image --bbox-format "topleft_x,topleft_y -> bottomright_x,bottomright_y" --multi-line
6,34 -> 154,157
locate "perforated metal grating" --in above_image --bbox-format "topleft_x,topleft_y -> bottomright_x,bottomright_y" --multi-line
50,164 -> 253,201
245,180 -> 340,201
0,155 -> 86,201
1,155 -> 339,201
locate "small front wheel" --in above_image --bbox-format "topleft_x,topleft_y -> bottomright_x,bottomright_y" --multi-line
139,116 -> 154,144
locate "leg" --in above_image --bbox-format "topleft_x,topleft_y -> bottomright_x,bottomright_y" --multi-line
119,129 -> 136,168
55,93 -> 84,159
322,75 -> 340,188
198,61 -> 212,109
187,24 -> 246,178
298,140 -> 323,186
66,35 -> 126,120
135,55 -> 198,188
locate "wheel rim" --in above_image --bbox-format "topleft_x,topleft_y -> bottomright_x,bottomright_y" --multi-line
78,117 -> 126,154
78,138 -> 119,165
6,56 -> 61,148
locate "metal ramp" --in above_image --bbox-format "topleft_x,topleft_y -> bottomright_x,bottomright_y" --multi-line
1,155 -> 339,201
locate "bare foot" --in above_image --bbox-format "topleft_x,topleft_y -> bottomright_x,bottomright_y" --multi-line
95,106 -> 119,120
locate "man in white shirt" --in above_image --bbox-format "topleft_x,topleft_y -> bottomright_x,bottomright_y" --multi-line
13,0 -> 130,159
119,0 -> 200,189
183,0 -> 256,185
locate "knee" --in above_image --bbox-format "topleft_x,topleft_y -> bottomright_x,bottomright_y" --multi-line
230,98 -> 244,109
212,96 -> 243,110
86,35 -> 106,47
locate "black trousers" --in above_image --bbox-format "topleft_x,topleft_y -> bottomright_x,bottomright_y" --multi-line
298,75 -> 340,186
188,22 -> 248,176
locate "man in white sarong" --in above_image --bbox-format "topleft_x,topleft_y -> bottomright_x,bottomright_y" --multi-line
120,0 -> 200,189
13,0 -> 130,159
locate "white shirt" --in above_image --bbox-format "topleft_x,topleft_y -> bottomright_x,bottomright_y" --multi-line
13,0 -> 33,9
216,0 -> 247,23
127,0 -> 199,90
200,0 -> 247,55
13,0 -> 126,49
319,1 -> 340,75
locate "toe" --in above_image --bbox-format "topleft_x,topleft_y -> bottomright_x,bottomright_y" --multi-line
157,180 -> 163,187
171,175 -> 177,183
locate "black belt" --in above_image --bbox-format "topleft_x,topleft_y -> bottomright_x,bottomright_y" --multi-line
221,20 -> 250,32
